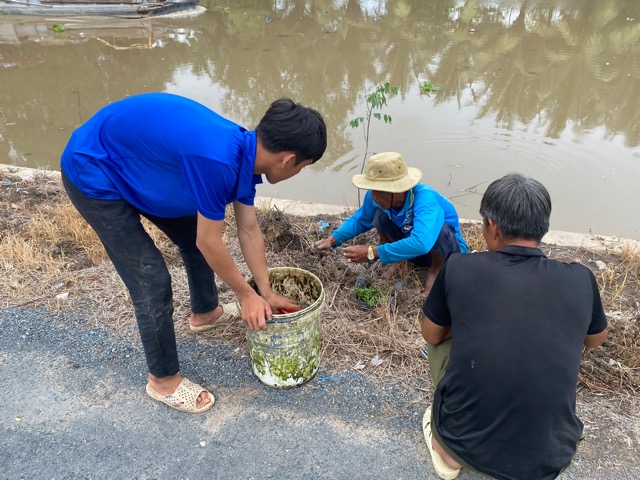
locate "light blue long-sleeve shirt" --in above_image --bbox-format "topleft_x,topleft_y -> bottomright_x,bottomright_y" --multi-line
331,184 -> 468,264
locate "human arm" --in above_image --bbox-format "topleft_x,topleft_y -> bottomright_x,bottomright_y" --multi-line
329,192 -> 377,247
422,317 -> 452,345
196,212 -> 270,331
342,244 -> 378,263
195,210 -> 295,331
319,192 -> 378,261
315,234 -> 378,263
233,202 -> 299,312
584,330 -> 607,348
583,268 -> 608,348
420,260 -> 452,345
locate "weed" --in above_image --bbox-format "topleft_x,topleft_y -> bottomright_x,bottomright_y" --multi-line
51,24 -> 66,33
419,81 -> 439,95
355,285 -> 387,308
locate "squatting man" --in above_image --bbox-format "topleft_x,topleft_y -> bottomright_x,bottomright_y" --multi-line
315,151 -> 468,293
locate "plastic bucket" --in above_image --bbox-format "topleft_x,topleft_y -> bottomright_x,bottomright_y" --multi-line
244,267 -> 324,389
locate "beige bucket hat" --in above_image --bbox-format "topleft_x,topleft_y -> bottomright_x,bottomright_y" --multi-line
351,152 -> 423,193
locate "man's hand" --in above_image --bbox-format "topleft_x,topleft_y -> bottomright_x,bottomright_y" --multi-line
315,236 -> 336,254
238,291 -> 272,331
197,213 -> 271,330
343,245 -> 369,263
238,291 -> 301,330
263,291 -> 300,314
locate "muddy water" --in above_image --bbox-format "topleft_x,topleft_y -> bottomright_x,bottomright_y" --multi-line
0,0 -> 638,239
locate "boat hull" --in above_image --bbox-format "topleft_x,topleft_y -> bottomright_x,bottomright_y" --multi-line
0,0 -> 198,17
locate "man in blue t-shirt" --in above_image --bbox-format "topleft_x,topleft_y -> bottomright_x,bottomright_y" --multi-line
61,93 -> 327,413
421,173 -> 607,479
314,152 -> 468,293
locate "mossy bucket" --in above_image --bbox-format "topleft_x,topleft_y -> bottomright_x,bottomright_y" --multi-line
244,267 -> 324,389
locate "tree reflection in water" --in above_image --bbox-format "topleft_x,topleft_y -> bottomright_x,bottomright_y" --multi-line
0,0 -> 638,236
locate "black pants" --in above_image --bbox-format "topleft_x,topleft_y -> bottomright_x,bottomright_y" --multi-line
372,209 -> 460,267
61,170 -> 217,378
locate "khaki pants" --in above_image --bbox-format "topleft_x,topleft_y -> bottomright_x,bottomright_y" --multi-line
427,339 -> 481,474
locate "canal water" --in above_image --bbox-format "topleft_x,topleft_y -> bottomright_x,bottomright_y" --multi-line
0,0 -> 638,239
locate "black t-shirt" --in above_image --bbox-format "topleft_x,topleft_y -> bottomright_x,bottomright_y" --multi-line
422,246 -> 607,480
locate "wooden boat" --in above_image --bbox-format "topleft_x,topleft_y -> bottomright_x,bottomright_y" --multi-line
0,0 -> 199,17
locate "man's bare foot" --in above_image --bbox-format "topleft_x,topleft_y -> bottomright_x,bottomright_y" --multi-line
424,270 -> 438,295
147,373 -> 211,409
432,436 -> 462,470
423,253 -> 445,295
189,305 -> 224,330
382,261 -> 409,280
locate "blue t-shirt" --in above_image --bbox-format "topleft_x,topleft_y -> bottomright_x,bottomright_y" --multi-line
60,93 -> 262,220
331,184 -> 468,264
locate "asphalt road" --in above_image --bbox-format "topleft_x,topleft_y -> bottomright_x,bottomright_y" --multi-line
1,308 -> 638,480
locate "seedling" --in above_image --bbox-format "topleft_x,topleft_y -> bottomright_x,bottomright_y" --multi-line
355,285 -> 387,308
349,82 -> 399,205
51,24 -> 66,33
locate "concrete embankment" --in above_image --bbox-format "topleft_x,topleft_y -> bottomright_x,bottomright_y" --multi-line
2,163 -> 638,255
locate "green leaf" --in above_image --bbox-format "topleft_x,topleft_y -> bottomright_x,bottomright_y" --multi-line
419,81 -> 439,94
373,113 -> 381,120
355,286 -> 388,308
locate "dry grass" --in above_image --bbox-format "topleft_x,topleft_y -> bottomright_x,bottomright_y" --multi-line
0,173 -> 175,306
1,171 -> 638,395
462,221 -> 486,252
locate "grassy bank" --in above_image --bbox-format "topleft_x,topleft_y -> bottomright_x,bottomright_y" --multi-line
1,168 -> 638,401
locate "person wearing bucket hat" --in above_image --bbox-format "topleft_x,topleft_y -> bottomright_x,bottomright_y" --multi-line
420,174 -> 607,479
60,93 -> 327,413
315,152 -> 468,293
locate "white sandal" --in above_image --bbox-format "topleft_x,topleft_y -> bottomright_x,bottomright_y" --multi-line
423,405 -> 461,480
146,378 -> 215,414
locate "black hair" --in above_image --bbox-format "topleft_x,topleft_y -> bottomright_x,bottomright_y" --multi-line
479,173 -> 552,242
255,98 -> 327,164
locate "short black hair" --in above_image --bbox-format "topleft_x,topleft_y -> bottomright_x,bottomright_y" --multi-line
479,173 -> 552,242
256,98 -> 327,164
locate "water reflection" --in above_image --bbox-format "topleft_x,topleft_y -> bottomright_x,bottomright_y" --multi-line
0,0 -> 638,238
